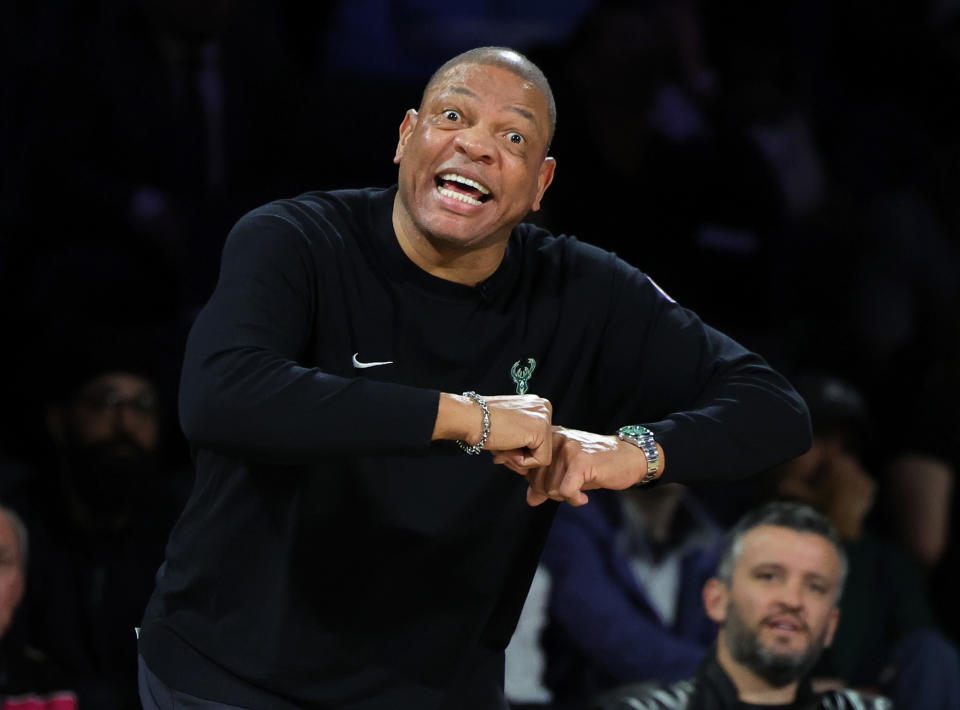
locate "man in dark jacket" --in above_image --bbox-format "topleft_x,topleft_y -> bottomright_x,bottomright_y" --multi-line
593,502 -> 891,710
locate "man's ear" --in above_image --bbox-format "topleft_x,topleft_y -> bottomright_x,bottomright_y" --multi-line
531,157 -> 556,212
393,109 -> 418,164
703,577 -> 729,624
45,405 -> 67,445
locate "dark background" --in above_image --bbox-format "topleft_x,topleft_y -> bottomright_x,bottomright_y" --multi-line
2,0 -> 959,645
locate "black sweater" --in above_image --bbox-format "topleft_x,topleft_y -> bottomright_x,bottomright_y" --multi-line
140,186 -> 810,709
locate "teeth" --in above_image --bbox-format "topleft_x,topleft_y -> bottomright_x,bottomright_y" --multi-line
438,185 -> 483,206
440,173 -> 490,195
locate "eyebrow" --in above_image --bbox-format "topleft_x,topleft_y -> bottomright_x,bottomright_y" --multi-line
508,106 -> 535,121
804,572 -> 832,586
450,86 -> 478,99
752,563 -> 834,584
445,86 -> 538,123
752,563 -> 785,574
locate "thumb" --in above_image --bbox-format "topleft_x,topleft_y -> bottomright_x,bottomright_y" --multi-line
493,450 -> 540,473
526,487 -> 549,506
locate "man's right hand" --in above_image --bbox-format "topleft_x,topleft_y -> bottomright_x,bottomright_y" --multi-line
433,392 -> 553,467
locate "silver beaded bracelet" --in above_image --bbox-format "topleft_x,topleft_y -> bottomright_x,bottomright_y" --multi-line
457,391 -> 490,455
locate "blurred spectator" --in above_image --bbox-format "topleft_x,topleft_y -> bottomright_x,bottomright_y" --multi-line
536,484 -> 722,707
6,327 -> 189,710
872,324 -> 960,647
773,373 -> 960,709
0,503 -> 77,708
883,454 -> 953,570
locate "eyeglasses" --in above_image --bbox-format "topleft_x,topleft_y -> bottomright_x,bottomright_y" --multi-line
75,388 -> 159,416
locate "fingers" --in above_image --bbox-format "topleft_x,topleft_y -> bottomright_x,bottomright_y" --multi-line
492,447 -> 552,472
494,454 -> 586,506
524,485 -> 588,507
518,464 -> 587,507
496,427 -> 646,507
526,487 -> 550,506
483,395 -> 553,464
500,455 -> 589,508
523,432 -> 553,468
523,452 -> 592,507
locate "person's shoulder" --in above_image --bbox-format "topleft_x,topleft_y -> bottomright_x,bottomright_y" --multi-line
514,222 -> 661,295
226,187 -> 394,252
514,222 -> 678,311
590,678 -> 697,710
515,222 -> 620,268
242,186 -> 393,229
818,688 -> 894,709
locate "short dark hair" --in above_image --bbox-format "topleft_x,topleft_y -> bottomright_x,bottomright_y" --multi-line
421,46 -> 557,151
716,501 -> 847,600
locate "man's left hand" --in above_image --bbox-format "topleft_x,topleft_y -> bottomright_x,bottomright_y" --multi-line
493,426 -> 655,506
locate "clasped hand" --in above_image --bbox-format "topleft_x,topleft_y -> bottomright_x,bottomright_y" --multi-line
481,395 -> 648,507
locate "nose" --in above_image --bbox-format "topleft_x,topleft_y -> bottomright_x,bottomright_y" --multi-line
106,396 -> 156,446
454,126 -> 494,164
101,401 -> 133,442
114,403 -> 139,432
777,579 -> 806,611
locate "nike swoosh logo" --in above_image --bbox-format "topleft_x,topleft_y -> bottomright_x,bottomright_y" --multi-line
352,353 -> 394,369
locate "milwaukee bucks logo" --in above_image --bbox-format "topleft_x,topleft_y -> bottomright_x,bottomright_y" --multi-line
510,358 -> 537,395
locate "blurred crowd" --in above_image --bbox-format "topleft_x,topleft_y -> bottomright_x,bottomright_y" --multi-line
1,0 -> 959,708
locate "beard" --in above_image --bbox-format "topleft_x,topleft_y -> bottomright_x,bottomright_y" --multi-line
59,431 -> 159,521
723,601 -> 830,687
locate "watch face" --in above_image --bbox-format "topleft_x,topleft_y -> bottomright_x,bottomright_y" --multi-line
619,425 -> 651,438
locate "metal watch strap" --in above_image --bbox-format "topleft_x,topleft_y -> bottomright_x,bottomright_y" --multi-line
616,425 -> 660,485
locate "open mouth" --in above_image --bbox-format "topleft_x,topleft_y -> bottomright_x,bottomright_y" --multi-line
435,173 -> 493,206
764,615 -> 806,634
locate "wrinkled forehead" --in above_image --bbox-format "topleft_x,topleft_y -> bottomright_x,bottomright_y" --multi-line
425,62 -> 547,108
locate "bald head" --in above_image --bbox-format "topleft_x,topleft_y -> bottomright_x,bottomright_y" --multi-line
422,47 -> 557,150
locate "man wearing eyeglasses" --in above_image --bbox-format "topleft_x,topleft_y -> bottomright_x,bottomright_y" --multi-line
44,371 -> 162,529
6,338 -> 187,710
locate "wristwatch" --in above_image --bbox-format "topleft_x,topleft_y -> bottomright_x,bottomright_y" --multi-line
616,425 -> 660,486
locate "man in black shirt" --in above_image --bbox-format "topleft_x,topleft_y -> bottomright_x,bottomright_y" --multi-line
138,46 -> 811,709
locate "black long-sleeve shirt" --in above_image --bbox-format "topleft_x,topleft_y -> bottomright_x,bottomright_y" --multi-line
139,186 -> 810,709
